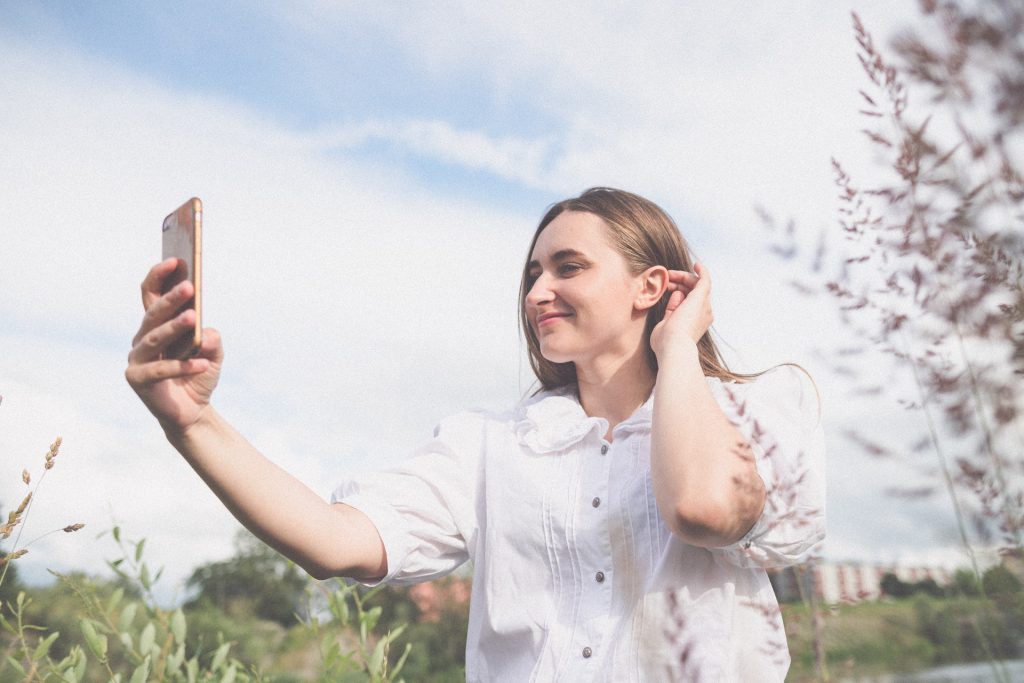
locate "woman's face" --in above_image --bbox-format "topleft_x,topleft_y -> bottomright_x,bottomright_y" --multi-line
525,211 -> 647,366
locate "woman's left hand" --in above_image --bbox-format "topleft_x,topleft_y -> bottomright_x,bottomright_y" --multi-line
649,261 -> 713,359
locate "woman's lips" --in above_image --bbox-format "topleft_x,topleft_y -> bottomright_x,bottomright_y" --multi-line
537,312 -> 572,327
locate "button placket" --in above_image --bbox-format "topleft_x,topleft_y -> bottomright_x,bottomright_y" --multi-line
577,438 -> 606,667
572,435 -> 613,668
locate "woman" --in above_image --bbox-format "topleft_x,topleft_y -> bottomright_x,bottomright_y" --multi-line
127,187 -> 825,682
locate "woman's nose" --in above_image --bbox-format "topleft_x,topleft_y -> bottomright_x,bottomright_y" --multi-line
525,274 -> 554,308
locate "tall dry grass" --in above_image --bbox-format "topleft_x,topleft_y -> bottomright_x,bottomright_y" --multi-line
759,1 -> 1024,680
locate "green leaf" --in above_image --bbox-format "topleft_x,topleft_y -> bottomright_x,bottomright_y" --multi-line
108,587 -> 125,611
210,642 -> 231,671
324,642 -> 340,668
220,662 -> 237,683
60,663 -> 80,683
186,657 -> 199,683
134,538 -> 146,563
329,590 -> 350,624
16,591 -> 25,609
171,607 -> 186,643
139,621 -> 155,656
167,642 -> 186,671
364,605 -> 382,632
368,638 -> 386,674
107,559 -> 129,582
80,619 -> 108,660
139,563 -> 151,590
129,655 -> 150,683
5,655 -> 25,676
56,649 -> 76,671
119,632 -> 133,650
119,602 -> 138,631
33,631 -> 60,661
73,647 -> 87,680
0,611 -> 16,634
390,642 -> 413,681
113,526 -> 121,542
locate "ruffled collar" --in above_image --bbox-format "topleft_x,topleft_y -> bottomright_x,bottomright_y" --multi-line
513,385 -> 654,454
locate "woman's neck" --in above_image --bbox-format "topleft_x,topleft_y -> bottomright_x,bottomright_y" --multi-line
575,350 -> 656,441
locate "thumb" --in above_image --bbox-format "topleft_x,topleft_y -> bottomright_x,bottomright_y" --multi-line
666,289 -> 683,313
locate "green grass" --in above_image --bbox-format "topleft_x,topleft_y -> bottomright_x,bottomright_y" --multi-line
782,596 -> 1019,682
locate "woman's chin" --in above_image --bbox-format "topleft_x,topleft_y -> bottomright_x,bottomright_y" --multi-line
539,344 -> 576,365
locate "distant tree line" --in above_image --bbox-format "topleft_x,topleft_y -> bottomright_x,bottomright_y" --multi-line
879,563 -> 1022,600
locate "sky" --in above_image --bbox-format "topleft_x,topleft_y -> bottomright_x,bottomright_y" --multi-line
0,0 -> 992,602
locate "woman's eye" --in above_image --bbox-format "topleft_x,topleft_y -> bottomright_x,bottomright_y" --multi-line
558,263 -> 582,275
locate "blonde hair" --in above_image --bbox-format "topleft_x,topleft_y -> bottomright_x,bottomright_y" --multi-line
518,187 -> 816,397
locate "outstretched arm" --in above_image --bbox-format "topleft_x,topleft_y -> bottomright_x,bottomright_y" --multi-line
166,408 -> 386,581
125,259 -> 385,580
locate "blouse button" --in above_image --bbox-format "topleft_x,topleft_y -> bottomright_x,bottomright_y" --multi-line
592,497 -> 601,508
582,646 -> 593,658
600,444 -> 609,455
595,571 -> 605,583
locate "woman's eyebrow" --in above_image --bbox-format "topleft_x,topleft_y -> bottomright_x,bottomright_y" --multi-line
527,248 -> 587,270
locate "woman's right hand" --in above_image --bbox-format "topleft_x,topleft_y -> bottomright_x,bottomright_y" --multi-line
125,258 -> 224,435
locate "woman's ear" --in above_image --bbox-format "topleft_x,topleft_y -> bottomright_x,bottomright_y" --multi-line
634,265 -> 669,312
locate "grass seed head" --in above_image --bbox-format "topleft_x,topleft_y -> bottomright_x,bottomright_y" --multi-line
0,549 -> 28,566
62,523 -> 85,533
44,436 -> 62,469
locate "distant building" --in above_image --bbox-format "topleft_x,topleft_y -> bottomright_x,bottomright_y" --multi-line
769,562 -> 954,604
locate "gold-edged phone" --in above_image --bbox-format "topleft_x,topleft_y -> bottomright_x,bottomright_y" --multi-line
161,197 -> 203,360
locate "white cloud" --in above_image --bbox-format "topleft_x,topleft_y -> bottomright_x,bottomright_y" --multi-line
0,38 -> 535,596
285,0 -> 922,237
313,120 -> 557,186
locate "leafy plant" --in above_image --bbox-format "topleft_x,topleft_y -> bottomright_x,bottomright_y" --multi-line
300,580 -> 411,683
0,417 -> 414,681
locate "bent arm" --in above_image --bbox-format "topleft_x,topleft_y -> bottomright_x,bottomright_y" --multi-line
166,407 -> 387,581
651,341 -> 766,547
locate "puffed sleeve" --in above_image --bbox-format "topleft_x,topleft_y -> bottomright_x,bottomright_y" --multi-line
706,365 -> 826,569
330,411 -> 486,585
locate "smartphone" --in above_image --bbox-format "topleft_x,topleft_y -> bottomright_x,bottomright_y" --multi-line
161,197 -> 203,360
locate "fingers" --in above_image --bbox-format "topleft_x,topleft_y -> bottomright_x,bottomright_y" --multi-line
141,258 -> 187,309
665,263 -> 710,293
126,324 -> 221,384
125,356 -> 210,387
133,279 -> 195,347
196,327 -> 224,363
129,308 -> 197,364
692,261 -> 711,289
665,289 -> 684,312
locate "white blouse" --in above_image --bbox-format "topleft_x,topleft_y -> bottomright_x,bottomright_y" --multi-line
331,365 -> 826,682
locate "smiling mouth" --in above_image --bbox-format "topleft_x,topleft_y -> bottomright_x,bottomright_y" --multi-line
537,313 -> 572,327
